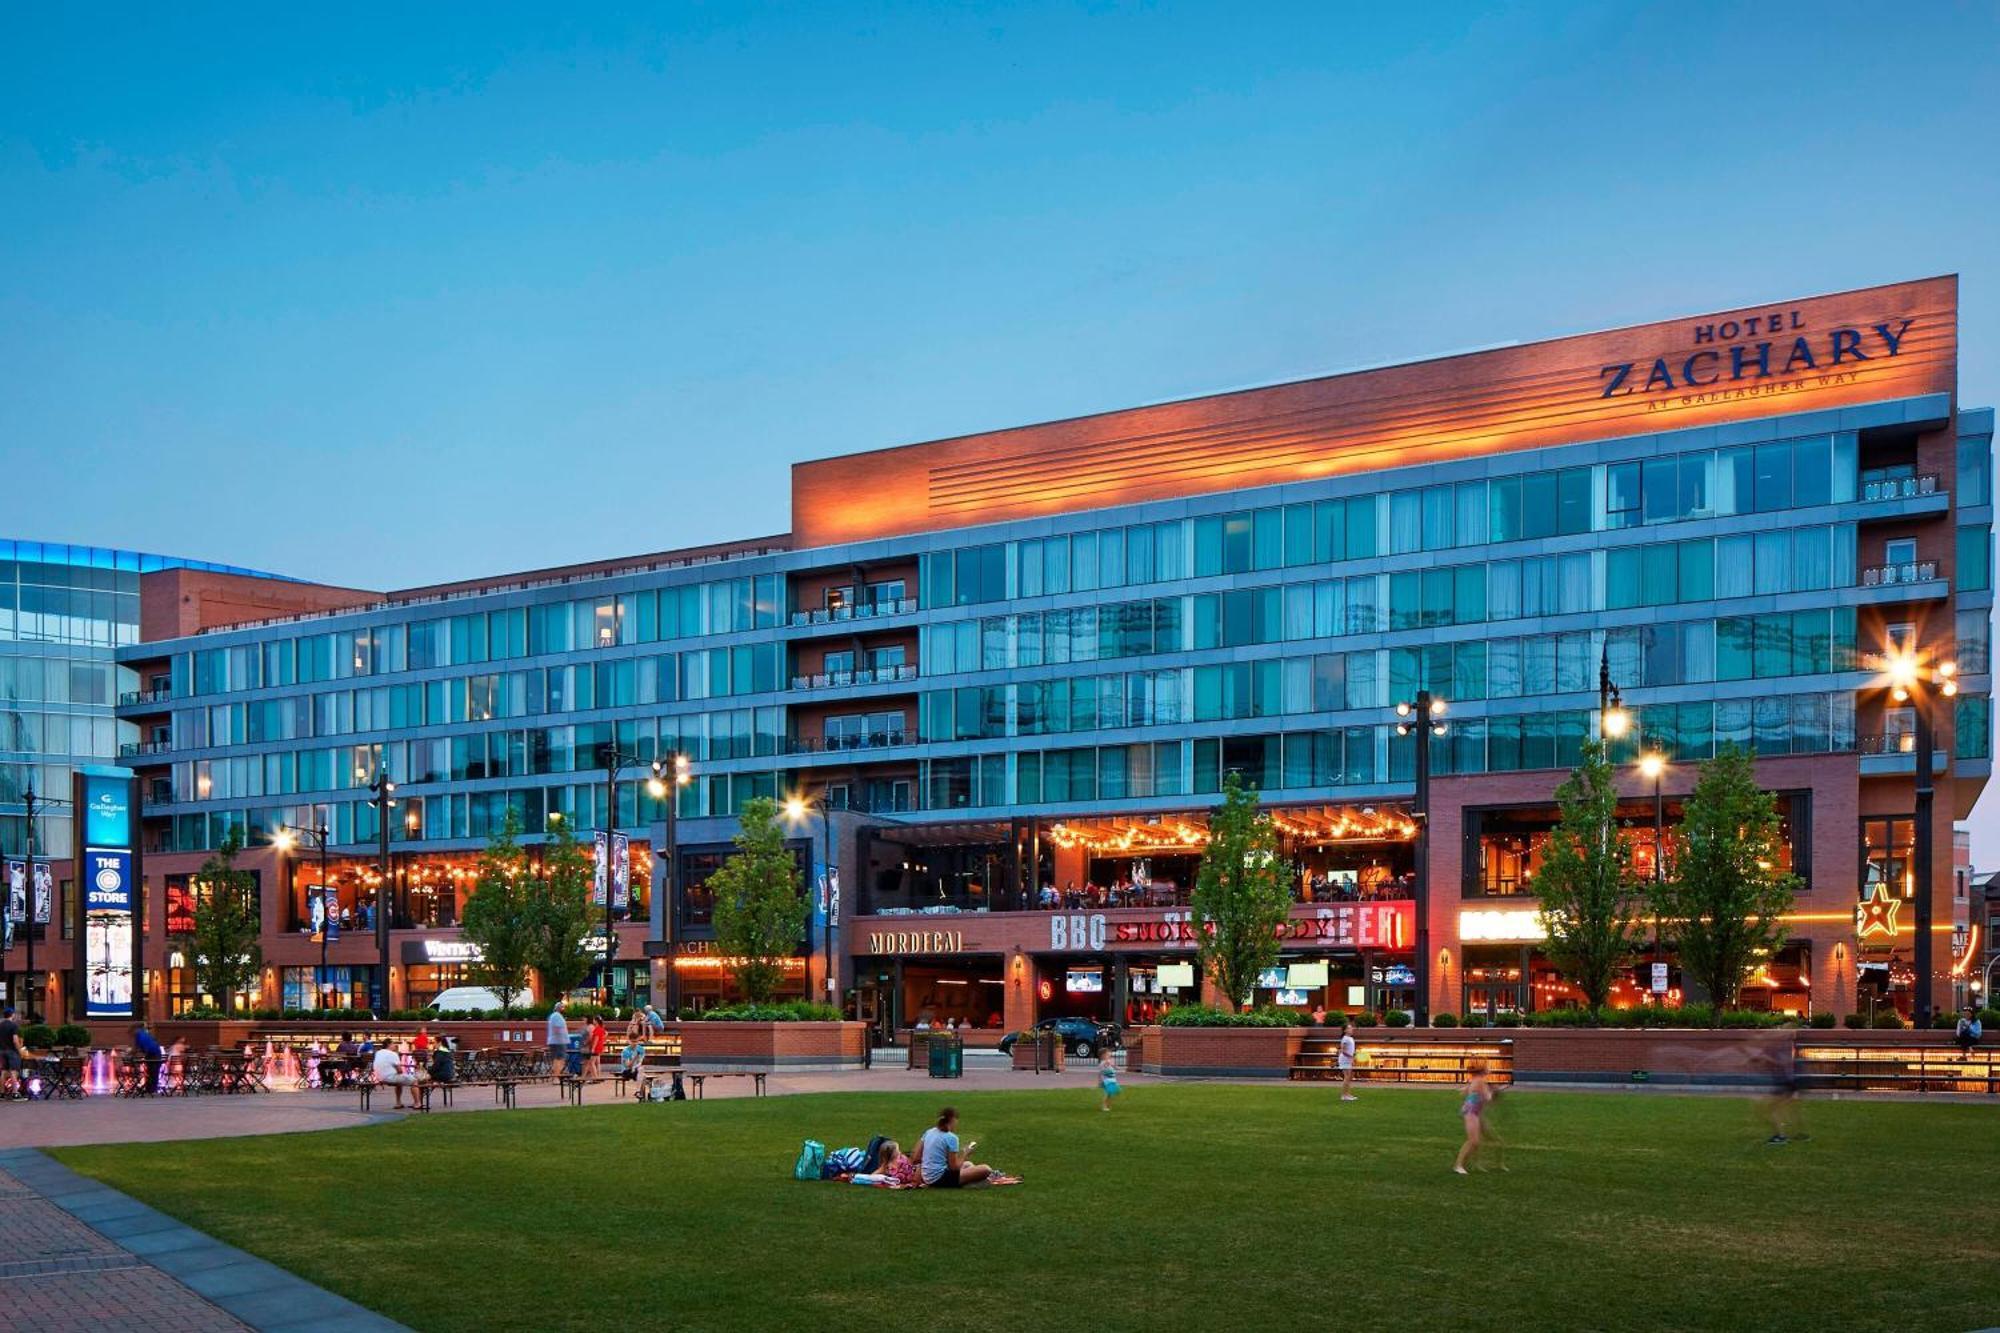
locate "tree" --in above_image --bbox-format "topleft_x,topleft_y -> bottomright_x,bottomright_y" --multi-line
708,796 -> 808,1004
1533,741 -> 1649,1017
1189,771 -> 1293,1010
178,829 -> 262,1012
1651,745 -> 1798,1020
458,808 -> 536,1015
528,814 -> 599,1005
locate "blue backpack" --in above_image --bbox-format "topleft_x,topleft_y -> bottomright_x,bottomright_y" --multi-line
793,1140 -> 827,1181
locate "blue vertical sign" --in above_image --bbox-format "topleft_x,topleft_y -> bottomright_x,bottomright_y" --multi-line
78,765 -> 137,1020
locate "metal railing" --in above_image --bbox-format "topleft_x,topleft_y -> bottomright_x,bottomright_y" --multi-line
1859,473 -> 1942,502
789,663 -> 919,690
1854,733 -> 1918,756
118,740 -> 175,757
1860,560 -> 1939,587
788,597 -> 918,627
783,730 -> 914,755
118,687 -> 174,706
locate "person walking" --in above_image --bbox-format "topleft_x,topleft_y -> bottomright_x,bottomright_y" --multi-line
1336,1019 -> 1358,1101
0,1006 -> 24,1100
132,1024 -> 166,1096
1453,1058 -> 1494,1175
1098,1049 -> 1121,1111
545,997 -> 570,1075
585,1015 -> 608,1077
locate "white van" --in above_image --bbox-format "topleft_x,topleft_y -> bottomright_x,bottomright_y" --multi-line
426,985 -> 532,1014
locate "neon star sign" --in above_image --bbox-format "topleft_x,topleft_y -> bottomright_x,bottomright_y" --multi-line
1855,883 -> 1901,941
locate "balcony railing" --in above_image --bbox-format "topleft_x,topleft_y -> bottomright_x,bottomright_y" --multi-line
1855,733 -> 1918,756
788,597 -> 918,627
1860,560 -> 1939,587
789,664 -> 919,690
118,686 -> 174,707
1860,473 -> 1942,503
784,729 -> 913,755
119,740 -> 176,757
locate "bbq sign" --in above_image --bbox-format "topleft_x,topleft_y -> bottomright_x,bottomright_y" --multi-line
1599,307 -> 1916,410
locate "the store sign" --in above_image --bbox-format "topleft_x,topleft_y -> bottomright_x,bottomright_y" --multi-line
1459,907 -> 1549,944
82,850 -> 135,1018
865,930 -> 965,956
75,765 -> 138,1021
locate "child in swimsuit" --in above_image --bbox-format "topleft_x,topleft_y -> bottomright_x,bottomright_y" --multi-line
1453,1059 -> 1492,1176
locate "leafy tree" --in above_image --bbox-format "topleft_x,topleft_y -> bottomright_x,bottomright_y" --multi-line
458,808 -> 536,1015
528,814 -> 600,1004
708,797 -> 808,1004
1651,745 -> 1798,1020
1190,771 -> 1293,1010
177,828 -> 263,1012
1533,741 -> 1648,1018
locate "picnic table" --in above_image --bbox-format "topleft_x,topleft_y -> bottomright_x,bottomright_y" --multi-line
681,1070 -> 768,1099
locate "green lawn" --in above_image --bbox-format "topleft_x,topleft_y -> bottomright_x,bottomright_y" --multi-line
55,1084 -> 2000,1332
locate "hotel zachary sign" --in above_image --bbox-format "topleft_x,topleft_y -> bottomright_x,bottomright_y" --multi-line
1598,306 -> 1919,411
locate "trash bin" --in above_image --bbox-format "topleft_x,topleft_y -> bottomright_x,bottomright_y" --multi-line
927,1034 -> 963,1079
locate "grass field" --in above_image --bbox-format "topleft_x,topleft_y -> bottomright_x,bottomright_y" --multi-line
54,1084 -> 2000,1332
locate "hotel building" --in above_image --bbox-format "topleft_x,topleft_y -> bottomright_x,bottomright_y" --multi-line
4,275 -> 1988,1033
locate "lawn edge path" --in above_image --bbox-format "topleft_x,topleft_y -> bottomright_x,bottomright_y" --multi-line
0,1147 -> 410,1333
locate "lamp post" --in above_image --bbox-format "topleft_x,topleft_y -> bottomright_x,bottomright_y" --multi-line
645,752 -> 691,1011
16,785 -> 70,1023
1638,752 -> 1667,998
275,821 -> 333,1010
1393,691 -> 1447,1026
1598,644 -> 1631,747
366,770 -> 395,1015
1885,647 -> 1958,1028
784,793 -> 838,1009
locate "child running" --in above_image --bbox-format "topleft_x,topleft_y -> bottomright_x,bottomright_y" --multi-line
1098,1049 -> 1120,1111
1452,1058 -> 1494,1175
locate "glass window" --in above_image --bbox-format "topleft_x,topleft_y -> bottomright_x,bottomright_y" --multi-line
1679,453 -> 1713,517
1522,473 -> 1558,539
1455,482 -> 1488,546
1642,456 -> 1679,525
1958,526 -> 1992,592
1753,442 -> 1793,512
1678,540 -> 1714,603
1489,477 -> 1523,543
1793,436 -> 1832,508
1606,462 -> 1641,530
1390,491 -> 1423,555
1558,469 -> 1592,535
1958,434 -> 1992,507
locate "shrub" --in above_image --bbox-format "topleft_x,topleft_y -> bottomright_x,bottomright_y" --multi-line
52,1024 -> 91,1048
1808,1012 -> 1836,1029
1871,1011 -> 1905,1030
1384,1010 -> 1412,1027
1157,1004 -> 1294,1028
696,1002 -> 841,1023
1842,1013 -> 1867,1029
20,1023 -> 56,1050
1431,1012 -> 1459,1028
1929,1012 -> 1958,1030
1979,1008 -> 2000,1029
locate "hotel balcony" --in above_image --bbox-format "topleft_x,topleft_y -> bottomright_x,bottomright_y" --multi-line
787,597 -> 918,629
790,663 -> 919,691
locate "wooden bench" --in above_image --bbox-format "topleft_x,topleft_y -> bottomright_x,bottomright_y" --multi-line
682,1071 -> 767,1099
557,1073 -> 614,1107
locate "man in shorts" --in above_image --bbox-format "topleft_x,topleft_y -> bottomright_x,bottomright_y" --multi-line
545,997 -> 570,1074
0,1006 -> 23,1100
1337,1019 -> 1358,1101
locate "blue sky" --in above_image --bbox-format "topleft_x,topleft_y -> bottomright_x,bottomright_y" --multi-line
5,6 -> 2000,830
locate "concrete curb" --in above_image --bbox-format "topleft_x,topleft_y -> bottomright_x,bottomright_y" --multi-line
0,1147 -> 409,1332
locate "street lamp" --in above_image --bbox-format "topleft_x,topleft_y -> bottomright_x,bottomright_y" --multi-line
1881,646 -> 1957,1028
366,769 -> 395,1015
646,751 -> 691,1010
784,792 -> 838,1009
11,785 -> 71,1022
274,821 -> 333,1011
1393,691 -> 1447,1026
1599,644 -> 1631,743
1638,751 -> 1667,999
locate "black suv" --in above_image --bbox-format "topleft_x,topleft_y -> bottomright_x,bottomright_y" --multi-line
999,1017 -> 1119,1058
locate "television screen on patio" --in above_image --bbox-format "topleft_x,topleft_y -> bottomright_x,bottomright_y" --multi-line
1066,969 -> 1103,993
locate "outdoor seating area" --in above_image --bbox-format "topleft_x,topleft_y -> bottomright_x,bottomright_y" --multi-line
114,1049 -> 269,1097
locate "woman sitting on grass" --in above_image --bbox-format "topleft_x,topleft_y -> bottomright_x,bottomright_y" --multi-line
916,1107 -> 994,1188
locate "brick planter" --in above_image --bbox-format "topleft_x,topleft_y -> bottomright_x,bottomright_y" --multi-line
1010,1036 -> 1066,1072
1140,1025 -> 1303,1078
677,1021 -> 868,1071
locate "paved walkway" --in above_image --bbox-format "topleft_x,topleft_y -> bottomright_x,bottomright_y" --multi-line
0,1149 -> 404,1332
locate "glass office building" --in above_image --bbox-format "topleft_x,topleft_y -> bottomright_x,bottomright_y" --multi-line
71,275 -> 1992,1027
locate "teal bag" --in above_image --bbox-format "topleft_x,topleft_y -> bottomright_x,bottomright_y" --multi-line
793,1139 -> 827,1181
